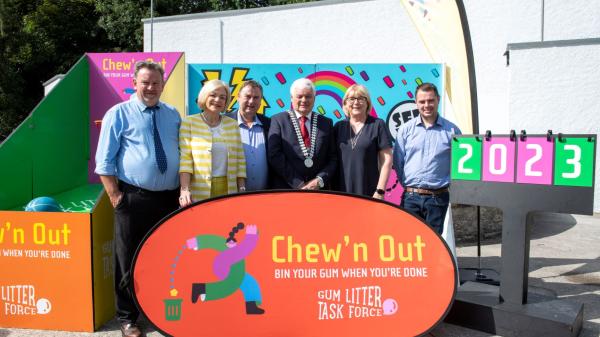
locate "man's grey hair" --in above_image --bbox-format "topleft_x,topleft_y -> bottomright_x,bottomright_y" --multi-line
290,78 -> 315,97
134,60 -> 165,81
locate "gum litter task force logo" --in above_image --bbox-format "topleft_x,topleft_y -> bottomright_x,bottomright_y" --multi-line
164,223 -> 265,321
1,284 -> 51,316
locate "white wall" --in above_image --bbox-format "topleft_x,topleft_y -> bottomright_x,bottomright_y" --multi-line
43,75 -> 64,96
509,45 -> 600,134
144,0 -> 600,211
544,0 -> 600,40
509,45 -> 600,212
144,0 -> 427,63
463,0 -> 544,133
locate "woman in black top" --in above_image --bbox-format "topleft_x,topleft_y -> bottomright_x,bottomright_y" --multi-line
334,84 -> 393,199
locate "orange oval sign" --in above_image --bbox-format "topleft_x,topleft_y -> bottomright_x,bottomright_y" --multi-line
133,191 -> 456,337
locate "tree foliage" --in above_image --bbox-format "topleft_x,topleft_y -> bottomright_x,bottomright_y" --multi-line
1,0 -> 112,140
0,0 -> 316,142
94,0 -> 147,51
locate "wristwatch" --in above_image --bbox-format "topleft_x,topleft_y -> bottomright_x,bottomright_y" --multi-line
316,176 -> 325,189
376,189 -> 385,196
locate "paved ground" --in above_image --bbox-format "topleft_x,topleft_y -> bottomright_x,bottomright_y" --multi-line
1,213 -> 598,337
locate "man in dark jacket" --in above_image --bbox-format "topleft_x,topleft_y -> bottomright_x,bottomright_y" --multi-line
267,78 -> 337,190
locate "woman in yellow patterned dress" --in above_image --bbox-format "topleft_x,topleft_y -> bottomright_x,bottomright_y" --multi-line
179,79 -> 246,206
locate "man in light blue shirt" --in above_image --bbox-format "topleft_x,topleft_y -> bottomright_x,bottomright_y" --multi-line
95,61 -> 180,337
95,93 -> 181,192
393,83 -> 461,234
225,80 -> 270,191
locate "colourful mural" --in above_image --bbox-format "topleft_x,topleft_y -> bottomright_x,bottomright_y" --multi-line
188,63 -> 444,203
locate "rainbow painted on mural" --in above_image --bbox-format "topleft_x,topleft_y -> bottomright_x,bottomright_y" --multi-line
306,70 -> 378,118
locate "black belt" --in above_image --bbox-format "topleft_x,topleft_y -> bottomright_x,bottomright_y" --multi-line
119,181 -> 177,195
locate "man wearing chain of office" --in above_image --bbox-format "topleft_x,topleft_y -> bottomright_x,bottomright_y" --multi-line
268,78 -> 337,190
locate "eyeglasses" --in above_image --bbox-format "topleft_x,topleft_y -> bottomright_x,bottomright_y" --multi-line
346,97 -> 367,103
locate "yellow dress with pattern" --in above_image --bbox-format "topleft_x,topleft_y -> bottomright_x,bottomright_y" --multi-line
179,114 -> 246,201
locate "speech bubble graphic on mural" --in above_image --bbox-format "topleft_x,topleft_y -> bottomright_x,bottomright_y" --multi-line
386,100 -> 418,139
133,191 -> 456,337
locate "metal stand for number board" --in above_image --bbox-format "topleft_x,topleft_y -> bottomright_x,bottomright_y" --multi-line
457,205 -> 500,286
445,132 -> 596,337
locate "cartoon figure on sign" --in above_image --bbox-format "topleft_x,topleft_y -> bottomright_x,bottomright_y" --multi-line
186,223 -> 265,315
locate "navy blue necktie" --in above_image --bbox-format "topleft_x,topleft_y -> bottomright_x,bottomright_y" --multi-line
148,106 -> 167,174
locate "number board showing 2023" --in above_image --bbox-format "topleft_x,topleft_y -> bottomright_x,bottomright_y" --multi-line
451,136 -> 596,187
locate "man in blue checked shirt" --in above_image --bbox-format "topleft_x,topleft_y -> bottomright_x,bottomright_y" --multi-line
95,61 -> 180,337
225,80 -> 271,191
393,83 -> 461,235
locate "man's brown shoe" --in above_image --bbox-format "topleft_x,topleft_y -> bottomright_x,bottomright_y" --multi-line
120,323 -> 142,337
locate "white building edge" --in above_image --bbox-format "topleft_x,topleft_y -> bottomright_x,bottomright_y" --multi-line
143,0 -> 600,212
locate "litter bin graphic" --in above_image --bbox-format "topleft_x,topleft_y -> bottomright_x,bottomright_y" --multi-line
164,298 -> 183,321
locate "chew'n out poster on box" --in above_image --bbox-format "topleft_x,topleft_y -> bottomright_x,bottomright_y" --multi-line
0,211 -> 92,330
133,191 -> 457,337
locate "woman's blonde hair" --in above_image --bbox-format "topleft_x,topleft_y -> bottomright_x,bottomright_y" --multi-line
197,79 -> 231,112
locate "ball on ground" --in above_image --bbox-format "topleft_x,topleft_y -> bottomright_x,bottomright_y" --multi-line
25,196 -> 61,212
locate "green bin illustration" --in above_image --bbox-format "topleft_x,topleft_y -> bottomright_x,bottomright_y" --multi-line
164,298 -> 183,321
